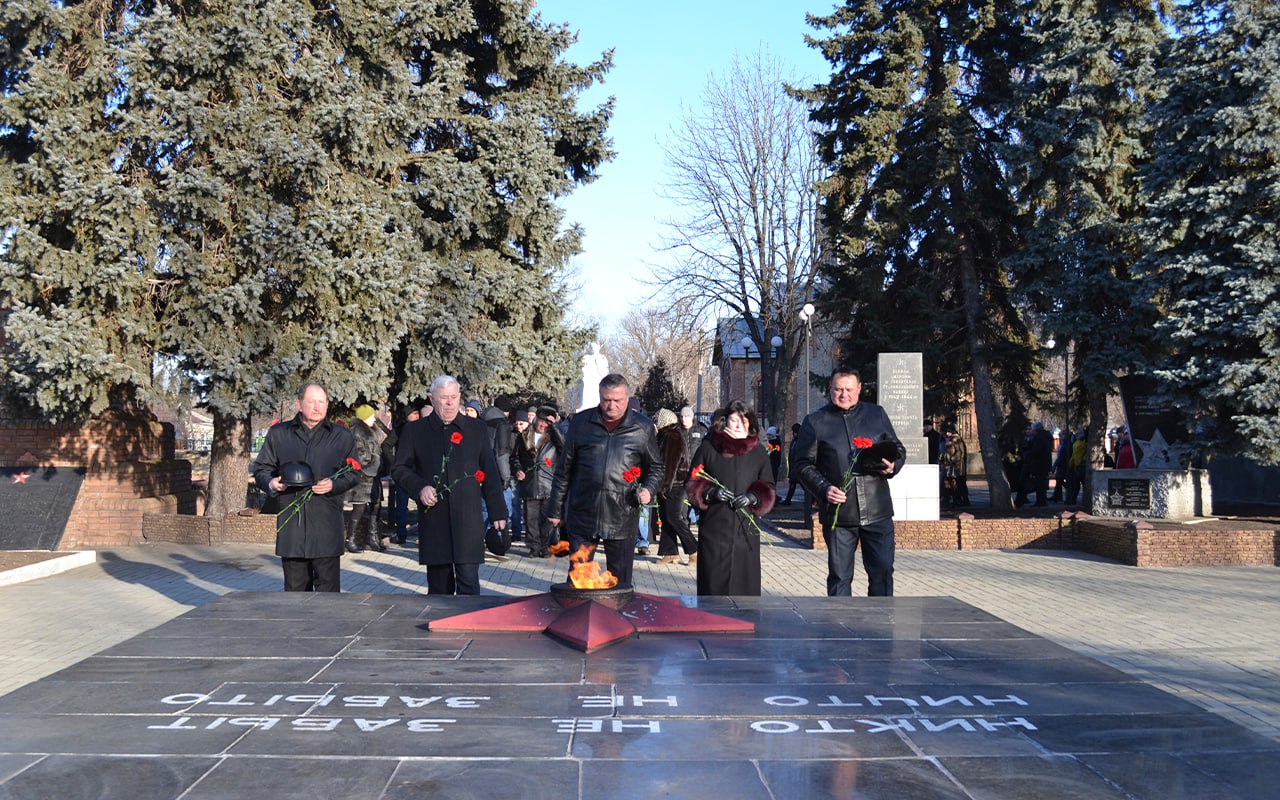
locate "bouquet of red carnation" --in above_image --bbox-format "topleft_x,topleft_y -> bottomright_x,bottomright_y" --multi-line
276,457 -> 361,533
435,431 -> 487,497
621,464 -> 645,504
689,463 -> 765,536
832,436 -> 882,520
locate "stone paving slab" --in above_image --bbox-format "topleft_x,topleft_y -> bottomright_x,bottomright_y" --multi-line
0,590 -> 1276,800
0,530 -> 1277,750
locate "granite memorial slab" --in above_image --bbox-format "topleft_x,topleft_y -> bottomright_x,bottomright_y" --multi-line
0,591 -> 1276,799
876,352 -> 925,464
0,466 -> 84,550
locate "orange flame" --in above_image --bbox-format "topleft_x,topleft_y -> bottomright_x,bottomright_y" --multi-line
548,541 -> 570,557
568,543 -> 618,589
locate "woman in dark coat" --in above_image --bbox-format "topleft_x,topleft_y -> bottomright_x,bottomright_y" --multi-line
511,407 -> 564,558
685,400 -> 775,595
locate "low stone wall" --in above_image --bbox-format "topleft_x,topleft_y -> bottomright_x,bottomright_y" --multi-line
1073,520 -> 1138,565
1134,523 -> 1277,567
143,512 -> 276,546
900,519 -> 960,549
957,516 -> 1070,550
783,513 -> 1278,568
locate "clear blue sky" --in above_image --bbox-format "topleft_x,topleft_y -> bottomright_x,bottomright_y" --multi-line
534,1 -> 832,329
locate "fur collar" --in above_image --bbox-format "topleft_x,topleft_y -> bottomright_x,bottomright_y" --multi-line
710,427 -> 760,456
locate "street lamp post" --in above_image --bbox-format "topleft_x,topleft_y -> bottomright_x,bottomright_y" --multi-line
740,335 -> 759,415
799,303 -> 815,417
768,334 -> 782,426
1046,337 -> 1070,430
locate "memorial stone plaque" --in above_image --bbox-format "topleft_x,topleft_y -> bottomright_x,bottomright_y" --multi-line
877,352 -> 926,464
1107,478 -> 1152,510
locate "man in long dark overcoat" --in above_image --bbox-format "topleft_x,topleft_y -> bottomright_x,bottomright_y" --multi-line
252,382 -> 358,592
392,375 -> 507,594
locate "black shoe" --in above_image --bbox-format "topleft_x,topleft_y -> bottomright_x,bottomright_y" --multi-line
636,547 -> 649,556
344,538 -> 362,554
390,535 -> 406,545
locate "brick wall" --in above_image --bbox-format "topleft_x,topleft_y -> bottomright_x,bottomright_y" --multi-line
778,514 -> 1278,568
958,515 -> 1073,550
0,411 -> 175,466
1074,520 -> 1138,565
1133,525 -> 1278,567
898,520 -> 961,550
2,413 -> 195,549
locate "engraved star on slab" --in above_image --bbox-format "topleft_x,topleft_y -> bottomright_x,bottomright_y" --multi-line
429,591 -> 755,653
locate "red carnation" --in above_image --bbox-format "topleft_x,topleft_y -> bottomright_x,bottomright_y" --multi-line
346,457 -> 362,471
543,456 -> 553,467
852,436 -> 874,449
474,469 -> 486,483
450,432 -> 463,444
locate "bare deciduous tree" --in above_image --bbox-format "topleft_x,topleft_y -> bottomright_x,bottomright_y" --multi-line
652,50 -> 821,426
603,302 -> 719,413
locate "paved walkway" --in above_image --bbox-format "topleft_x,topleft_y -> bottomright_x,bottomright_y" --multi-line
2,526 -> 1277,742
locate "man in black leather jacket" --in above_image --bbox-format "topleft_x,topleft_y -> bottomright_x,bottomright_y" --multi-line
547,373 -> 663,587
794,370 -> 906,596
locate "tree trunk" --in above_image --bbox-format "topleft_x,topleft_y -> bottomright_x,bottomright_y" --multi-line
206,410 -> 254,518
955,234 -> 1013,510
1084,389 -> 1109,514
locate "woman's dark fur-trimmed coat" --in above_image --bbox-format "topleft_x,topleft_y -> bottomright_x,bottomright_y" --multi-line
392,413 -> 507,567
686,429 -> 776,595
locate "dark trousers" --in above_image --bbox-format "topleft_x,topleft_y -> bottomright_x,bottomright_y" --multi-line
393,488 -> 411,537
282,556 -> 341,592
783,479 -> 799,504
823,523 -> 894,597
426,562 -> 480,595
523,497 -> 556,556
1066,466 -> 1085,504
508,485 -> 524,538
567,532 -> 636,588
656,489 -> 697,556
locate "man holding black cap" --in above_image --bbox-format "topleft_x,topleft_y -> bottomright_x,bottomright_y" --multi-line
252,382 -> 359,592
793,370 -> 906,597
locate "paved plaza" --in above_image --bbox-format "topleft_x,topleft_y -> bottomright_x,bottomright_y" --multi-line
1,523 -> 1277,747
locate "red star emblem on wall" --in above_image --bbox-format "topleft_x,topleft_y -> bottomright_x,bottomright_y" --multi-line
12,472 -> 30,484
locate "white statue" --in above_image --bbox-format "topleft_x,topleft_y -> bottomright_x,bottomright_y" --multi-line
576,341 -> 610,411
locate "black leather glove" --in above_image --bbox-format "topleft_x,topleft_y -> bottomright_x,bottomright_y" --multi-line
730,492 -> 756,510
715,487 -> 736,504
